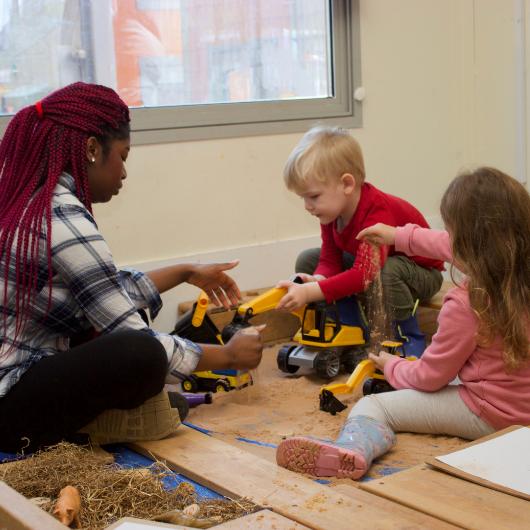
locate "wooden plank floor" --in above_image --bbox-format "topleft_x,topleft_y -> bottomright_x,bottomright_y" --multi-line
216,509 -> 310,529
0,482 -> 65,530
132,427 -> 458,530
360,464 -> 530,530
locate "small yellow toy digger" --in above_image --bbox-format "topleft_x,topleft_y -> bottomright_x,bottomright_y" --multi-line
319,340 -> 415,415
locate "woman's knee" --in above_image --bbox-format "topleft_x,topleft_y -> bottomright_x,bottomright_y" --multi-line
117,330 -> 168,381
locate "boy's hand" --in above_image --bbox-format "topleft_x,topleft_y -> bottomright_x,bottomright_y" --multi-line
275,280 -> 324,312
368,351 -> 394,370
275,281 -> 308,311
357,223 -> 396,246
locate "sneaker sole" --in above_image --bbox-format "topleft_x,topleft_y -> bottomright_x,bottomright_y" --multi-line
276,437 -> 366,479
80,391 -> 180,444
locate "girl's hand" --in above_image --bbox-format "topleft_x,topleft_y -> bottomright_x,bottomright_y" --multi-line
187,260 -> 241,309
275,281 -> 310,312
224,325 -> 266,369
368,351 -> 394,371
357,223 -> 396,246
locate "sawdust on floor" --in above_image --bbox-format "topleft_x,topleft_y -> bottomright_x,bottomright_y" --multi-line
187,345 -> 467,483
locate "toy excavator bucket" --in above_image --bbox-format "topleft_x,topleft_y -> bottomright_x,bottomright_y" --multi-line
222,277 -> 306,343
319,389 -> 348,415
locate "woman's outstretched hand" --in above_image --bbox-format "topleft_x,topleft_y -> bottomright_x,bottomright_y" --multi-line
187,260 -> 242,309
356,223 -> 396,246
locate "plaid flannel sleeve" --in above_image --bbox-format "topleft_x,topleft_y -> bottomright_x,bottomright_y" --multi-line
117,268 -> 162,320
50,204 -> 202,381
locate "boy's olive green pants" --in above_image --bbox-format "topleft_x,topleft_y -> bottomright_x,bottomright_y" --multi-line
295,248 -> 443,321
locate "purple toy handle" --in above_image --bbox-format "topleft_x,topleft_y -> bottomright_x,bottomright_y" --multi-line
182,392 -> 213,407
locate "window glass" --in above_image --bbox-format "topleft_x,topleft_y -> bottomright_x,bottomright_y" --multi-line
0,1 -> 361,141
0,0 -> 332,114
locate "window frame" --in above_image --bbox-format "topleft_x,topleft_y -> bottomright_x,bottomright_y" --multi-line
0,0 -> 361,144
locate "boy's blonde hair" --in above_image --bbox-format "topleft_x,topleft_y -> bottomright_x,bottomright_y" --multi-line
283,125 -> 365,192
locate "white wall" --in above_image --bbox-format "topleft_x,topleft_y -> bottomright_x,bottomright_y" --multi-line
93,0 -> 528,331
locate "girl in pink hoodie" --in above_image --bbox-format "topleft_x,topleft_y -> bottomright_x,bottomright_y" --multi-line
276,167 -> 530,480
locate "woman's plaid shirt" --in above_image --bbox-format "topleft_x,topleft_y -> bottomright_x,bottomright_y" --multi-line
0,174 -> 201,398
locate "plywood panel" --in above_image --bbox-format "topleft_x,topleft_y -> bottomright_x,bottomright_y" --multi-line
360,465 -> 530,530
132,427 -> 457,530
0,482 -> 65,530
426,425 -> 530,500
216,509 -> 309,529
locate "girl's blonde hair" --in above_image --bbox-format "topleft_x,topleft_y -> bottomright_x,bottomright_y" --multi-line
283,125 -> 365,192
440,167 -> 530,370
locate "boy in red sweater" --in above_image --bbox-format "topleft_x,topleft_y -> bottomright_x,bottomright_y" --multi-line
277,126 -> 444,356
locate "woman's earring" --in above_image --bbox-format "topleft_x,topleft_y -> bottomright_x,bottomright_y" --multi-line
90,157 -> 96,163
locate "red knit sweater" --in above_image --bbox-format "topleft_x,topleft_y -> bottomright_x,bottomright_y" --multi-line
315,182 -> 444,302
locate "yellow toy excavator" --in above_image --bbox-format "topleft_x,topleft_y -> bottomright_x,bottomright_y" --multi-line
222,277 -> 370,380
319,340 -> 416,415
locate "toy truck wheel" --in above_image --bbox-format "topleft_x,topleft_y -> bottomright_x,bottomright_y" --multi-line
182,376 -> 199,393
314,350 -> 341,379
362,378 -> 376,395
371,380 -> 395,394
215,379 -> 231,393
341,348 -> 362,374
277,345 -> 299,374
363,379 -> 394,395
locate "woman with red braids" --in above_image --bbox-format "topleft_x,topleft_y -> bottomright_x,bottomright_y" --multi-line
0,82 -> 264,452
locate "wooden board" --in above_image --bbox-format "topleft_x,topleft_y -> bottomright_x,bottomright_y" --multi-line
0,481 -> 65,530
105,517 -> 190,529
426,425 -> 530,500
131,427 -> 458,530
360,464 -> 530,530
216,509 -> 310,529
416,306 -> 439,341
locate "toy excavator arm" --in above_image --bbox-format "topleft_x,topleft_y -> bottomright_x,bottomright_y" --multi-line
222,278 -> 305,341
235,287 -> 286,318
191,290 -> 210,327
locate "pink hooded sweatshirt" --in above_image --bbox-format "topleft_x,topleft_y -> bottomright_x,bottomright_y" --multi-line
384,224 -> 530,430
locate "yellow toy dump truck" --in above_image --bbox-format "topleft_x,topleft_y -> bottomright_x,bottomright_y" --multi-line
221,278 -> 370,380
172,291 -> 252,393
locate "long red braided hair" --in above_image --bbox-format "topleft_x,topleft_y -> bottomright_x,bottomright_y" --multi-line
0,82 -> 130,348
